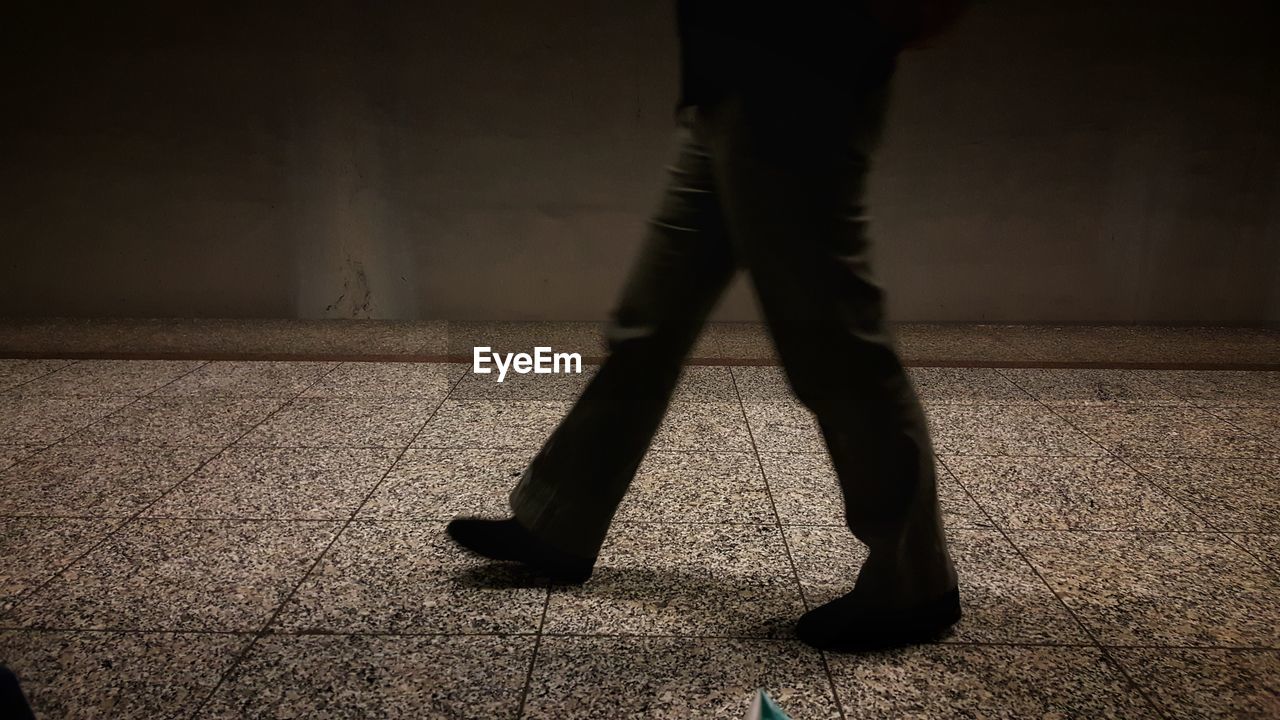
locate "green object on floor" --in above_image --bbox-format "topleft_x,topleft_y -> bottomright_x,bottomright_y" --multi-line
745,689 -> 792,720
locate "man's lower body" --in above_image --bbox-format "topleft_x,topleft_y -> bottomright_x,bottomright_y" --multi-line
448,68 -> 959,651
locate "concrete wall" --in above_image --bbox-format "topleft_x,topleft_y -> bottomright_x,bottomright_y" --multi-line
1,0 -> 1277,324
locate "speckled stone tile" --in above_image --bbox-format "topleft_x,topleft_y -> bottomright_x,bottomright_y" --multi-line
0,359 -> 73,392
927,404 -> 1106,457
1126,459 -> 1280,532
1110,647 -> 1280,720
196,633 -> 532,720
413,400 -> 570,449
0,630 -> 251,720
892,323 -> 1021,363
64,396 -> 284,447
760,452 -> 990,529
446,320 -> 607,359
357,448 -> 529,520
944,456 -> 1205,530
271,521 -> 546,634
0,444 -> 42,472
147,447 -> 399,520
1011,530 -> 1280,647
0,393 -> 135,445
742,402 -> 823,453
525,636 -> 839,720
0,517 -> 118,613
828,645 -> 1160,719
999,368 -> 1186,405
785,526 -> 1086,644
652,401 -> 753,452
1230,534 -> 1279,574
1143,370 -> 1280,407
152,361 -> 337,397
1209,406 -> 1280,449
0,444 -> 216,518
703,322 -> 778,361
235,397 -> 438,448
8,519 -> 339,632
673,366 -> 739,402
908,367 -> 1034,404
543,523 -> 803,638
300,361 -> 463,398
17,360 -> 205,397
450,362 -> 595,400
731,366 -> 794,403
616,451 -> 773,524
1055,405 -> 1277,459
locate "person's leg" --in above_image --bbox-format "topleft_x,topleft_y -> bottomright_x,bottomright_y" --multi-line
449,113 -> 737,576
703,74 -> 958,647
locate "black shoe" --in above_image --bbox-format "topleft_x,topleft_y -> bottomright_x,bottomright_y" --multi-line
446,516 -> 595,584
796,587 -> 961,651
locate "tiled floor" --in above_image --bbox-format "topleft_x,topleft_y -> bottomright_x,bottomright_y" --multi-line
0,358 -> 1276,718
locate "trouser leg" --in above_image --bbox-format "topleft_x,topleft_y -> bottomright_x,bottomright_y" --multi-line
704,81 -> 957,606
510,117 -> 736,558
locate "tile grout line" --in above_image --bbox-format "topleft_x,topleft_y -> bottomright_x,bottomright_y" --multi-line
991,370 -> 1280,580
514,585 -> 553,719
186,363 -> 471,719
0,359 -> 217,623
728,366 -> 849,720
987,369 -> 1226,719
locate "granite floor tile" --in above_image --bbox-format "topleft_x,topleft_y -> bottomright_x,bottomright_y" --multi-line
0,359 -> 73,393
146,447 -> 399,520
0,444 -> 43,472
196,634 -> 533,720
927,404 -> 1106,457
1011,530 -> 1280,647
1109,647 -> 1280,720
271,521 -> 546,634
0,517 -> 118,613
616,451 -> 773,524
1208,406 -> 1280,449
785,526 -> 1086,644
1230,533 -> 1279,574
891,323 -> 1020,363
524,636 -> 839,720
65,396 -> 284,447
908,367 -> 1034,404
653,401 -> 753,452
999,368 -> 1186,405
673,366 -> 739,402
446,320 -> 606,359
944,456 -> 1206,530
413,400 -> 570,449
543,523 -> 803,638
760,452 -> 990,529
8,519 -> 339,632
1126,459 -> 1280,532
0,630 -> 252,720
1055,405 -> 1277,459
742,402 -> 824,453
299,361 -> 463,399
1142,370 -> 1280,407
828,645 -> 1159,719
0,393 -> 135,445
730,366 -> 794,403
450,361 -> 595,400
17,359 -> 205,397
152,361 -> 337,397
235,397 -> 438,448
358,448 -> 531,521
704,322 -> 778,361
0,444 -> 216,518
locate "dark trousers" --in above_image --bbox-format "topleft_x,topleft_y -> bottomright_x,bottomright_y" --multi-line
510,72 -> 957,606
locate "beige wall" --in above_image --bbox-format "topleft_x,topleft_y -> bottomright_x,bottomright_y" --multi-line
1,0 -> 1277,323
